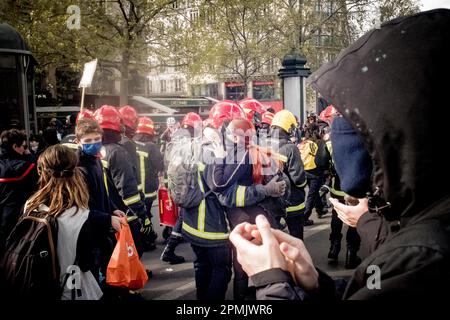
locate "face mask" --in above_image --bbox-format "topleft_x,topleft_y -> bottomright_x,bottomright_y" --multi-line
82,141 -> 102,156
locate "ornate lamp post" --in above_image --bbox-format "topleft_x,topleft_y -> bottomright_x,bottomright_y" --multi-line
278,52 -> 311,125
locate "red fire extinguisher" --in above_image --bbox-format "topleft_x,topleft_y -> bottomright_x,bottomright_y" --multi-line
158,186 -> 179,227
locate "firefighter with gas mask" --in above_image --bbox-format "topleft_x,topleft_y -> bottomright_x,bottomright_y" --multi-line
204,101 -> 287,300
161,112 -> 203,264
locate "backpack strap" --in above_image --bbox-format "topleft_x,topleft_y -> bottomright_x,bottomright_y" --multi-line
23,214 -> 58,280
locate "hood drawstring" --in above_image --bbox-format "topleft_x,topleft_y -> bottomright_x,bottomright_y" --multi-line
368,187 -> 391,215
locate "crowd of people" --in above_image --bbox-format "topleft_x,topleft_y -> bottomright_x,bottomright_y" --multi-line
0,9 -> 449,301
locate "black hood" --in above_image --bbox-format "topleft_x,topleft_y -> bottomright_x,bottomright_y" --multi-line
309,9 -> 450,221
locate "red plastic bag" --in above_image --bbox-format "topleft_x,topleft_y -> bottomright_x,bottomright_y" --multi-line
158,187 -> 179,227
106,217 -> 148,289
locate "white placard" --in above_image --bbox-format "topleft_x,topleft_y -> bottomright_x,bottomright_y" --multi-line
78,59 -> 98,88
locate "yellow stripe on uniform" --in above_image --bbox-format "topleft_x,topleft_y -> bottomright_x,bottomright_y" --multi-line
144,191 -> 157,198
197,172 -> 206,231
197,162 -> 206,172
296,180 -> 307,188
182,222 -> 229,240
286,202 -> 305,212
236,185 -> 246,207
136,150 -> 148,193
123,194 -> 141,205
101,160 -> 108,169
278,154 -> 288,163
330,188 -> 346,197
331,177 -> 346,197
102,169 -> 109,196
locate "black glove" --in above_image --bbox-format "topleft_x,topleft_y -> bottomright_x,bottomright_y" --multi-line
139,217 -> 154,236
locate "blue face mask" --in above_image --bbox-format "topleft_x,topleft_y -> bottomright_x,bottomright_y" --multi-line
82,142 -> 102,156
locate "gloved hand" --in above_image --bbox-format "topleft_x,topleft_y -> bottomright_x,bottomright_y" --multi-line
140,217 -> 154,236
263,176 -> 286,197
211,141 -> 227,159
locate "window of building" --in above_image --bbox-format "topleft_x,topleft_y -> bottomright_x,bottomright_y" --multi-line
253,81 -> 275,100
315,1 -> 321,12
160,80 -> 166,93
207,83 -> 219,99
175,79 -> 183,92
149,80 -> 152,93
190,10 -> 199,22
225,83 -> 245,101
266,59 -> 277,73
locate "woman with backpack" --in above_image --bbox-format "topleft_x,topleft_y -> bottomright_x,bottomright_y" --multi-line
21,144 -> 122,300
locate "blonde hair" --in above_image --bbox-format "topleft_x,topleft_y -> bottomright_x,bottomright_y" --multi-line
75,118 -> 103,140
26,144 -> 89,216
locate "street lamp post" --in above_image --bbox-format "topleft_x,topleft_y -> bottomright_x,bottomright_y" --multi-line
278,52 -> 311,126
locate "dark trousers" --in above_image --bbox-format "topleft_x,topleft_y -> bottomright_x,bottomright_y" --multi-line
330,199 -> 361,252
285,213 -> 304,240
191,244 -> 232,301
226,206 -> 271,300
305,173 -> 325,220
128,218 -> 144,258
143,198 -> 155,219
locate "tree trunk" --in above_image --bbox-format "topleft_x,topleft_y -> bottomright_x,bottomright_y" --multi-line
47,65 -> 57,100
120,50 -> 130,106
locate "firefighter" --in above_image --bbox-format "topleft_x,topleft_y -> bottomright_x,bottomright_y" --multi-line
325,120 -> 362,269
260,111 -> 274,132
160,116 -> 179,154
118,105 -> 139,177
119,106 -> 158,249
94,106 -> 151,258
205,102 -> 287,300
134,116 -> 163,252
161,112 -> 203,264
239,98 -> 264,132
180,115 -> 285,301
302,123 -> 330,226
269,110 -> 307,240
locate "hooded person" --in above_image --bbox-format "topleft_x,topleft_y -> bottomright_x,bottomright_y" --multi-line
229,9 -> 450,300
326,116 -> 366,268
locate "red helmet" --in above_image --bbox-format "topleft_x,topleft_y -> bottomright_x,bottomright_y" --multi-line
226,118 -> 256,149
227,118 -> 256,136
76,109 -> 95,124
261,111 -> 275,125
239,98 -> 265,114
119,105 -> 138,129
181,112 -> 202,129
319,105 -> 338,124
94,105 -> 122,132
208,100 -> 246,129
136,117 -> 155,135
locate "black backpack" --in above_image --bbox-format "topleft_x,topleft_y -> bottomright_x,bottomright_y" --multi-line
0,211 -> 61,300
